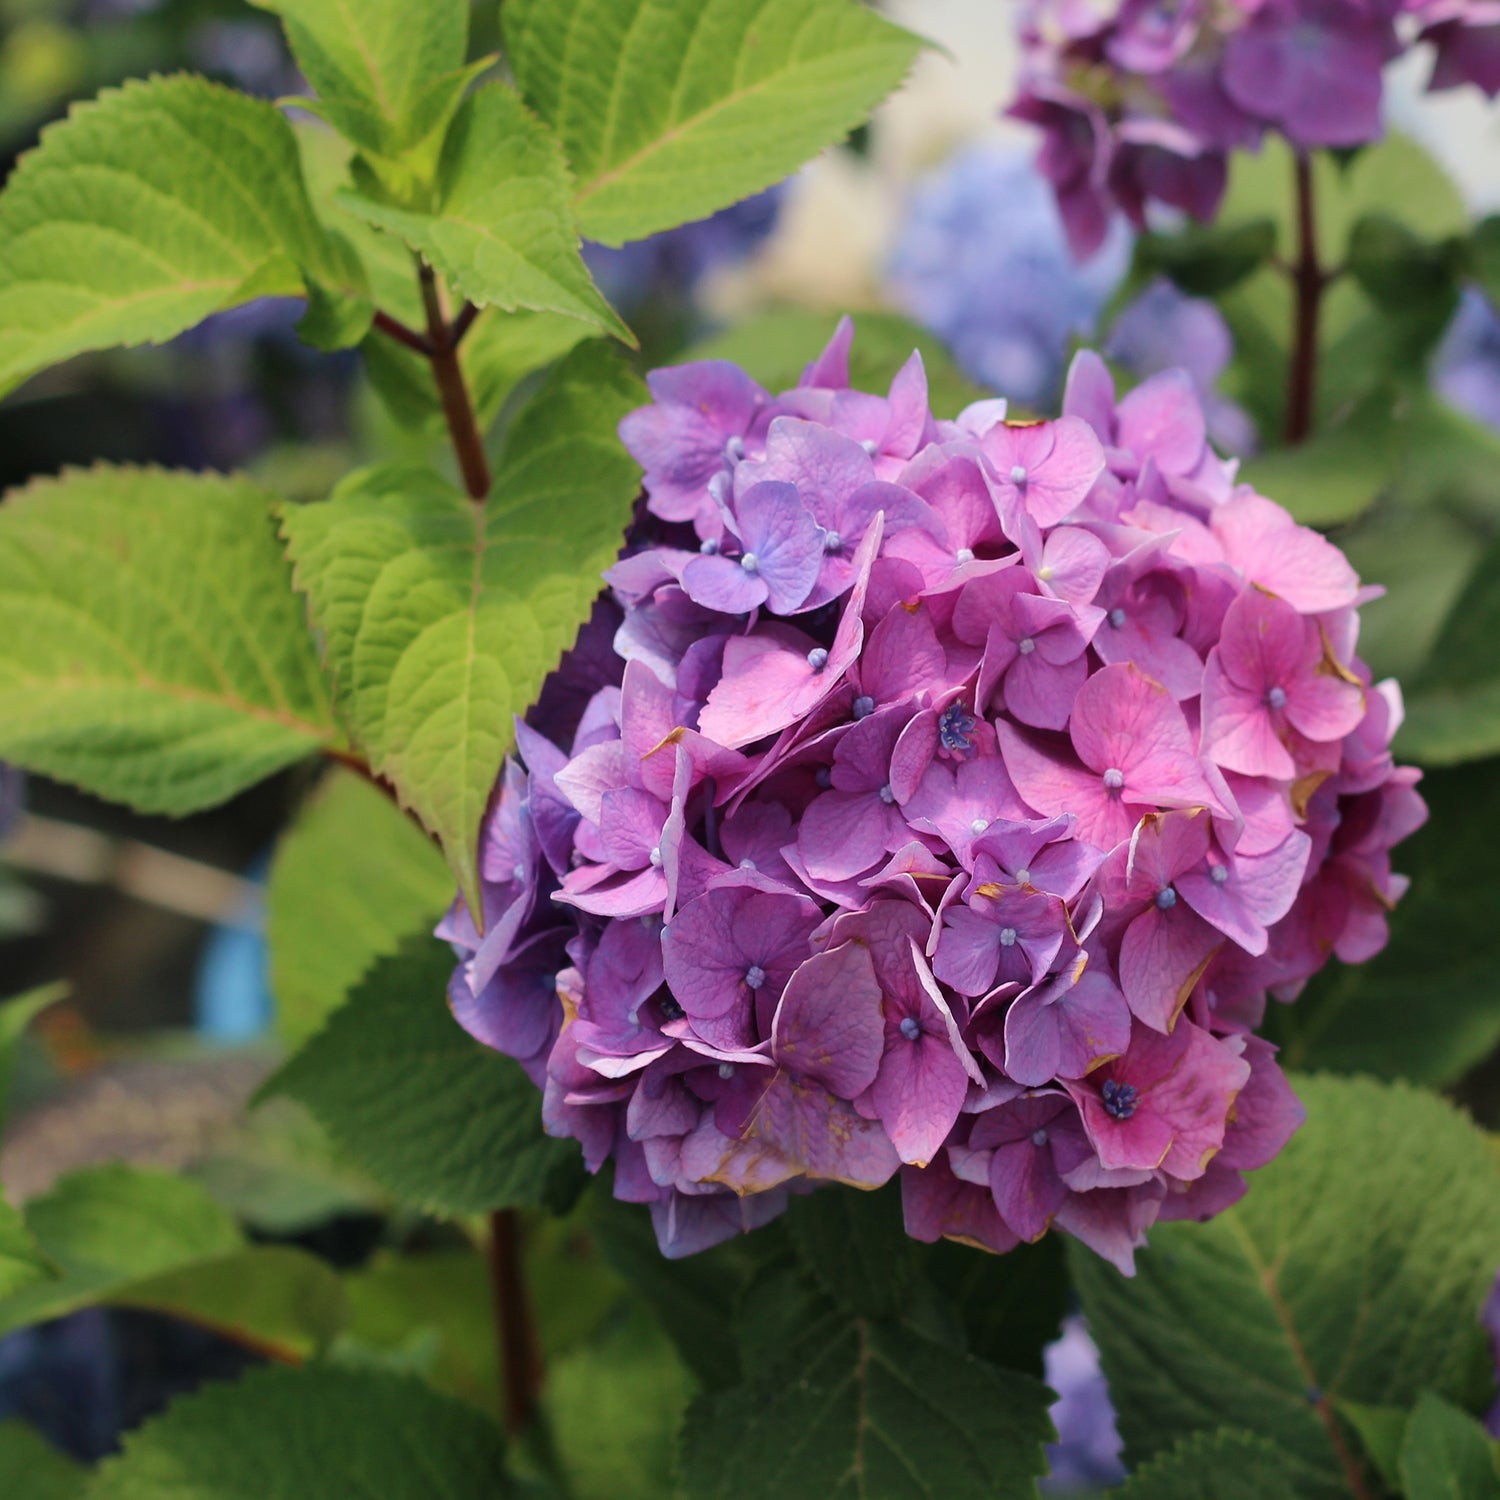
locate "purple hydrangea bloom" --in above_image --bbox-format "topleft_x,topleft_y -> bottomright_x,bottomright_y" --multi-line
1010,0 -> 1498,258
443,318 -> 1422,1268
887,144 -> 1130,407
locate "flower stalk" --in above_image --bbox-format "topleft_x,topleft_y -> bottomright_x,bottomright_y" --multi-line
1284,151 -> 1324,447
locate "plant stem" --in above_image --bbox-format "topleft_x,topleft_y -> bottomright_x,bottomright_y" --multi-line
1284,151 -> 1323,447
418,261 -> 492,500
488,1208 -> 543,1435
450,301 -> 480,346
372,310 -> 434,357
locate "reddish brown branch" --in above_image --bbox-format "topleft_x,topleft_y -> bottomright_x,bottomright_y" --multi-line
451,302 -> 480,347
1284,152 -> 1324,447
488,1208 -> 543,1435
419,263 -> 491,501
372,310 -> 434,357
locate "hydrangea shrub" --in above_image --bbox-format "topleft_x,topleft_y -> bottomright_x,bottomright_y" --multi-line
0,0 -> 1497,1493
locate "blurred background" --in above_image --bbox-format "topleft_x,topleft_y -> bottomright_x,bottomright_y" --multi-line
2,0 -> 1499,1487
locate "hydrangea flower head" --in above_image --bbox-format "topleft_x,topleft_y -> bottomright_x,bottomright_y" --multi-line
444,319 -> 1423,1272
1012,0 -> 1497,257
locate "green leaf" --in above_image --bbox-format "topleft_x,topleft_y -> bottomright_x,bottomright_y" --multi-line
1471,216 -> 1500,307
784,1182 -> 915,1321
0,982 -> 65,1130
678,1314 -> 1054,1499
339,85 -> 631,340
0,74 -> 351,396
263,936 -> 583,1216
266,768 -> 452,1050
1070,1076 -> 1500,1498
1335,1400 -> 1408,1492
589,1188 -> 775,1390
922,1235 -> 1070,1382
1237,397 -> 1393,526
546,1305 -> 697,1500
0,1198 -> 51,1301
0,1166 -> 346,1359
86,1365 -> 514,1499
693,309 -> 986,419
1137,218 -> 1278,297
0,1422 -> 85,1500
249,0 -> 471,161
1114,1430 -> 1315,1498
0,466 -> 338,815
504,0 -> 926,246
1346,214 -> 1460,315
1397,538 -> 1500,765
1265,761 -> 1500,1084
338,1248 -> 498,1408
279,342 -> 643,912
1399,1392 -> 1500,1500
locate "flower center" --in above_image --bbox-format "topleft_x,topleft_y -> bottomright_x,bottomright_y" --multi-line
1010,464 -> 1028,485
815,767 -> 833,789
899,1016 -> 922,1042
1156,885 -> 1177,910
699,537 -> 719,555
1030,1127 -> 1049,1147
648,845 -> 662,867
740,551 -> 760,574
970,817 -> 989,835
1101,1079 -> 1139,1120
744,964 -> 767,991
823,530 -> 842,554
1017,636 -> 1036,655
718,1062 -> 735,1080
999,926 -> 1018,947
852,695 -> 876,720
878,783 -> 896,805
1210,863 -> 1229,885
1037,565 -> 1054,582
1108,607 -> 1127,629
724,435 -> 746,463
806,647 -> 829,672
1102,767 -> 1125,792
955,547 -> 975,564
1266,685 -> 1288,710
938,701 -> 979,753
1015,867 -> 1031,885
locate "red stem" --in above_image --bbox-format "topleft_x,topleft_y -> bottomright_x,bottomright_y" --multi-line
372,310 -> 433,357
451,301 -> 480,346
1284,152 -> 1323,447
419,263 -> 492,501
488,1208 -> 542,1435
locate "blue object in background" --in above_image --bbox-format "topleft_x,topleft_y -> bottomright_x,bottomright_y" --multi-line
1040,1315 -> 1128,1494
887,144 -> 1132,409
1435,287 -> 1500,431
192,853 -> 273,1044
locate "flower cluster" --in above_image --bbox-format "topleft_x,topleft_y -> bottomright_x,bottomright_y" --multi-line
1013,0 -> 1500,257
442,319 -> 1424,1270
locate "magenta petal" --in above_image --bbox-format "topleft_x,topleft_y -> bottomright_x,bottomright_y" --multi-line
698,518 -> 882,748
1119,905 -> 1222,1032
1200,652 -> 1295,779
1115,369 -> 1205,476
772,941 -> 885,1098
1004,650 -> 1087,731
744,1073 -> 901,1188
992,1138 -> 1069,1242
1005,968 -> 1131,1085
